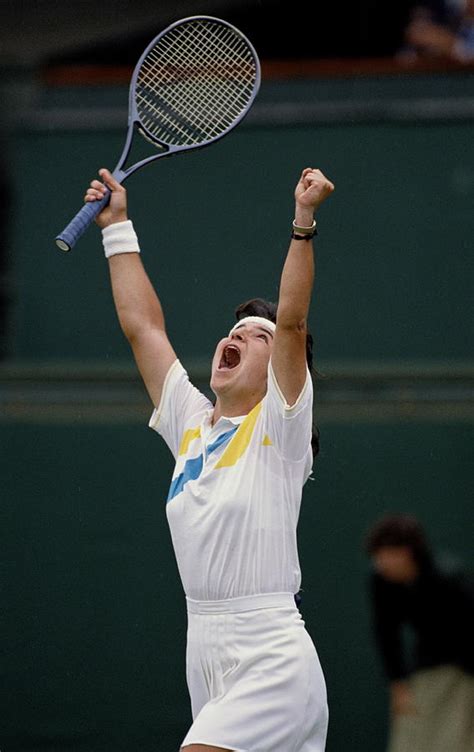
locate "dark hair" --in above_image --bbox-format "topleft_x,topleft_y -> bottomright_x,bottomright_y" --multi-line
234,298 -> 320,458
365,514 -> 433,569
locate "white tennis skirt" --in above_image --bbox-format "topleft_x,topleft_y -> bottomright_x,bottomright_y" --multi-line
181,592 -> 328,752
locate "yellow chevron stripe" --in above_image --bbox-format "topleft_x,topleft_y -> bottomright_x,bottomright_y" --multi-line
178,426 -> 201,456
215,402 -> 262,469
262,434 -> 272,446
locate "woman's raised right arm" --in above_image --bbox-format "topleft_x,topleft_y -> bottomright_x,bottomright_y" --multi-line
85,168 -> 177,407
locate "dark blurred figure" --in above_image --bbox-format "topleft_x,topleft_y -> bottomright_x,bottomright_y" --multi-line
401,0 -> 474,62
365,514 -> 474,752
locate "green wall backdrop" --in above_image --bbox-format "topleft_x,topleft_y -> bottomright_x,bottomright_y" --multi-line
9,121 -> 474,362
1,72 -> 473,752
2,421 -> 472,751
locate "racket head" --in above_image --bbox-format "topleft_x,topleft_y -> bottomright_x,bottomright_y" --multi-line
129,16 -> 261,152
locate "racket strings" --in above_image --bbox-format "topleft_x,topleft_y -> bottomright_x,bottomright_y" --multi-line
137,28 -> 254,141
135,19 -> 258,147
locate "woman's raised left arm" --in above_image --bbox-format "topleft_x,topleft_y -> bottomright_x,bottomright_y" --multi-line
271,167 -> 335,406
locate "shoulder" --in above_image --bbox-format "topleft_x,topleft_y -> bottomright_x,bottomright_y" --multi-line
266,359 -> 313,413
148,360 -> 212,457
261,361 -> 313,465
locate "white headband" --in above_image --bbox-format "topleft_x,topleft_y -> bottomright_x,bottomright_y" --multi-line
229,316 -> 276,336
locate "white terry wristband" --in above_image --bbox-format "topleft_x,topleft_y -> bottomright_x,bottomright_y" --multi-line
102,220 -> 140,258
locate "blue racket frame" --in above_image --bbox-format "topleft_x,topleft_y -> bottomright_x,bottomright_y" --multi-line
55,15 -> 261,252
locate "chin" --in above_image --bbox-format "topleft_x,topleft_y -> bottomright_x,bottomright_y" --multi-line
210,369 -> 235,393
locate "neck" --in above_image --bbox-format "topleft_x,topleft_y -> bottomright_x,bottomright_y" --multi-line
212,392 -> 263,425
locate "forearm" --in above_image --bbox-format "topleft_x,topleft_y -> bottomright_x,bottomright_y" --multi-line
379,643 -> 408,681
277,203 -> 315,328
277,169 -> 333,329
108,253 -> 166,343
374,618 -> 407,680
86,169 -> 176,394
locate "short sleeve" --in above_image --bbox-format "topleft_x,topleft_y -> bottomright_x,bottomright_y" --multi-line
148,359 -> 212,459
262,359 -> 314,464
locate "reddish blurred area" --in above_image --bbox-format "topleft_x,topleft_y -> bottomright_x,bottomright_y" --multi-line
42,56 -> 474,87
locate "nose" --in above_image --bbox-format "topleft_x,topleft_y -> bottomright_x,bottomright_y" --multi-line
231,330 -> 245,342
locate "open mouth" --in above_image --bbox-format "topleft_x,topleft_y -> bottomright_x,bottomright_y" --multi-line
218,344 -> 241,370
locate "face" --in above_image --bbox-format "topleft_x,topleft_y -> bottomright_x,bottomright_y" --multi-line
210,322 -> 274,404
372,546 -> 419,584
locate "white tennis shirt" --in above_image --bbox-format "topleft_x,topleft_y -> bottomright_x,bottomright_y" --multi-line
149,359 -> 313,601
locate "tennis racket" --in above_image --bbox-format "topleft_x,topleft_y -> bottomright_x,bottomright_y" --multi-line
55,16 -> 260,252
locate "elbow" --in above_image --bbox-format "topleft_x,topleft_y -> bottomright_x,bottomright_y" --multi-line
120,314 -> 166,348
122,322 -> 138,344
119,322 -> 139,346
276,293 -> 309,331
276,315 -> 307,333
115,305 -> 143,343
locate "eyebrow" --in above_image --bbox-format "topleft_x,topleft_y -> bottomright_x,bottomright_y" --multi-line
256,327 -> 273,338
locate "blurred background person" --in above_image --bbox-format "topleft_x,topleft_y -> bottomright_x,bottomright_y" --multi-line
365,513 -> 474,752
401,0 -> 474,62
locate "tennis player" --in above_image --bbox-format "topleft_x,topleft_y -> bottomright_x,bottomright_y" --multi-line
85,165 -> 335,752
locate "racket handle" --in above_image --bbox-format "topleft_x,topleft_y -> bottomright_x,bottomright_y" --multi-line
55,190 -> 111,252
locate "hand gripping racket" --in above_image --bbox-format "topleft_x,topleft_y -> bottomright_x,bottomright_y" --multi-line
55,16 -> 260,251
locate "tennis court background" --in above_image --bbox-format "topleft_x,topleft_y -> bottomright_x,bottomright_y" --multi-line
1,72 -> 473,751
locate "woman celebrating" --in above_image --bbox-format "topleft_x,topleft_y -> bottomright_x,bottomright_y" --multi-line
85,165 -> 335,752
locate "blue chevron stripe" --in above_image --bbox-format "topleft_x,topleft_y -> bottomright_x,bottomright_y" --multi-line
166,426 -> 239,503
206,426 -> 238,455
167,455 -> 203,502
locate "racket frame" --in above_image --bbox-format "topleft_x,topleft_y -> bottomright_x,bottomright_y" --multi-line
55,15 -> 260,251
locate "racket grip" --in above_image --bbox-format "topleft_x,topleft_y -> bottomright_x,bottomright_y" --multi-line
55,190 -> 111,252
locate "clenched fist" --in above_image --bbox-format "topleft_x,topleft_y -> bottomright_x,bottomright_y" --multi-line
294,168 -> 335,228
